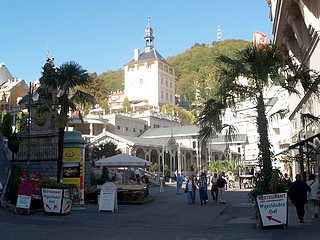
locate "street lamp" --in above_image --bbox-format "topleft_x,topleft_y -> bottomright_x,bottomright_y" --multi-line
26,83 -> 33,181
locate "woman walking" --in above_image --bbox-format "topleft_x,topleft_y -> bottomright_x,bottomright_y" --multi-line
185,175 -> 197,204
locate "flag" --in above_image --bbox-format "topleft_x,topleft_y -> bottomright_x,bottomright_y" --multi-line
253,31 -> 267,45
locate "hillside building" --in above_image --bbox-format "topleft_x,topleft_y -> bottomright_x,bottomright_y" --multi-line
124,17 -> 175,108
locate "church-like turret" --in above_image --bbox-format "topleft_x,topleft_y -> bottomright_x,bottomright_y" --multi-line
144,16 -> 154,53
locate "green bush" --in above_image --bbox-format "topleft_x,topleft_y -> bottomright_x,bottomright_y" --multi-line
37,177 -> 76,190
7,166 -> 21,204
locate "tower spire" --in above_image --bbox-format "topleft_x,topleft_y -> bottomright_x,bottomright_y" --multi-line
144,16 -> 154,52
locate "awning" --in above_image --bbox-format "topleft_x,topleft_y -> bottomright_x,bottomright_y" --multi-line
288,132 -> 320,150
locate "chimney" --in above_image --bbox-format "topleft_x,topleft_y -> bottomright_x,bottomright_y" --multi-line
134,49 -> 140,61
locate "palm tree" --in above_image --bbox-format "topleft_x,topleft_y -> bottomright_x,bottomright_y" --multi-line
37,60 -> 94,183
198,43 -> 320,190
208,159 -> 226,174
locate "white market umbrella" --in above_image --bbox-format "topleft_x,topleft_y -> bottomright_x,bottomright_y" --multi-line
95,154 -> 152,168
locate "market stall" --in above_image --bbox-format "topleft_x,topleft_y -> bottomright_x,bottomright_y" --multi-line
95,154 -> 152,203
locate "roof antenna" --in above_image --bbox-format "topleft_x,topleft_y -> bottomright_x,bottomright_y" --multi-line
217,24 -> 222,41
46,43 -> 55,65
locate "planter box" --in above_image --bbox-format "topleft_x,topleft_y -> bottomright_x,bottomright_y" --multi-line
41,188 -> 72,215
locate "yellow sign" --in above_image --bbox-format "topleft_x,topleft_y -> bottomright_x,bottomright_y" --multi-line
63,148 -> 80,162
63,178 -> 80,185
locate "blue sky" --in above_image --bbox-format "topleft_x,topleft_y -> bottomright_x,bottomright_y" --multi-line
0,0 -> 273,84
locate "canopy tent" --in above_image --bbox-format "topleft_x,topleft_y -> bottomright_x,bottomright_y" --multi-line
95,154 -> 152,168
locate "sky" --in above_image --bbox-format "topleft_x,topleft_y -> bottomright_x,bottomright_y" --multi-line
0,0 -> 273,84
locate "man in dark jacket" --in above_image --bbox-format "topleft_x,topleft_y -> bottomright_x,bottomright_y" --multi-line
289,173 -> 311,223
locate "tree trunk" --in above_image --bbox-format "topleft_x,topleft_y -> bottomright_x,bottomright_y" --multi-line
256,92 -> 272,189
57,127 -> 65,183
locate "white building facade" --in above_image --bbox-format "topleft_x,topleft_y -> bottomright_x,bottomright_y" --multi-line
124,17 -> 175,108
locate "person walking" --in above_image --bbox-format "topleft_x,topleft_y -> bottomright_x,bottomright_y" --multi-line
159,174 -> 164,193
306,173 -> 319,219
197,173 -> 208,205
217,174 -> 227,204
281,173 -> 292,191
289,173 -> 311,223
185,175 -> 197,204
176,173 -> 183,195
211,173 -> 218,202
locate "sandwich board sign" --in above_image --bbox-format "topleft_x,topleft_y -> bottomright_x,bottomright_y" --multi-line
98,182 -> 118,213
256,192 -> 288,228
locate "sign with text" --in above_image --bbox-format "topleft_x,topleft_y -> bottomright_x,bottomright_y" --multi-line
256,192 -> 288,227
98,182 -> 118,213
42,188 -> 63,214
63,147 -> 85,205
41,188 -> 72,214
16,195 -> 31,209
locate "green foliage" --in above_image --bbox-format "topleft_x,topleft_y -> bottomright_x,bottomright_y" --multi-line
269,169 -> 287,193
37,60 -> 94,183
151,163 -> 158,172
1,109 -> 7,122
37,177 -> 77,190
122,96 -> 131,113
90,170 -> 98,186
208,160 -> 226,174
167,39 -> 250,105
92,141 -> 120,160
97,167 -> 110,184
1,113 -> 12,138
7,165 -> 21,204
15,112 -> 23,132
88,73 -> 111,105
98,69 -> 124,93
164,165 -> 169,173
101,98 -> 109,115
8,134 -> 19,155
226,159 -> 239,174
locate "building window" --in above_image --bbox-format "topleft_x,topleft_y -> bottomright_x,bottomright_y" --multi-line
133,128 -> 136,132
161,91 -> 163,99
140,79 -> 143,84
117,126 -> 120,130
166,80 -> 168,86
125,127 -> 128,131
166,93 -> 168,100
161,78 -> 163,84
170,95 -> 172,101
170,82 -> 172,88
192,141 -> 196,148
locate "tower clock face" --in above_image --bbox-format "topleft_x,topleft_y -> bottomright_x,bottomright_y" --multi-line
36,113 -> 46,125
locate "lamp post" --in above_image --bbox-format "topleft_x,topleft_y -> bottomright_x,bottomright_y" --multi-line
26,83 -> 32,180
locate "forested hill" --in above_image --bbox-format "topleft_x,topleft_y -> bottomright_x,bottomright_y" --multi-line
167,39 -> 250,104
98,39 -> 250,104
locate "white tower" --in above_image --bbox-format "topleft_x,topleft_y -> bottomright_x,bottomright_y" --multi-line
124,17 -> 175,108
217,24 -> 222,41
